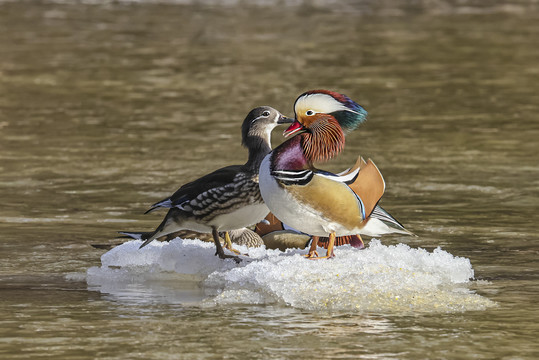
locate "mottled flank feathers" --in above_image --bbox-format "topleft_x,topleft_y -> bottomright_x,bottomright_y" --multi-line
226,228 -> 264,247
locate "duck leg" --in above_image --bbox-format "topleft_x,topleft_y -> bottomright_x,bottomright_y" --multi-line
307,233 -> 336,260
223,231 -> 242,255
212,228 -> 241,263
304,236 -> 320,258
325,232 -> 336,258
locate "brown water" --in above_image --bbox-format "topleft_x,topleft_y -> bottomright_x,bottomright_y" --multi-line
1,1 -> 538,359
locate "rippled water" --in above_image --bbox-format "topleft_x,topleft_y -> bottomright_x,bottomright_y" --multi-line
1,1 -> 538,359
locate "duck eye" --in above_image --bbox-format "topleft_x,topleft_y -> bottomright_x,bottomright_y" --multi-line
262,111 -> 270,117
305,110 -> 315,116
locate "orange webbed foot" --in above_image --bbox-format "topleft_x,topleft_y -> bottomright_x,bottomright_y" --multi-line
305,233 -> 336,260
304,250 -> 319,258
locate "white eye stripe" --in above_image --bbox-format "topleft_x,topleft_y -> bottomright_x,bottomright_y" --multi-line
251,111 -> 272,123
295,93 -> 353,115
305,110 -> 316,116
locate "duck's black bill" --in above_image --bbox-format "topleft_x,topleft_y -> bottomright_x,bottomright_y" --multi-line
277,115 -> 295,124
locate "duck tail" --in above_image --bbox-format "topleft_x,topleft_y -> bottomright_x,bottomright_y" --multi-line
144,198 -> 173,214
371,206 -> 415,236
117,230 -> 160,248
117,231 -> 152,240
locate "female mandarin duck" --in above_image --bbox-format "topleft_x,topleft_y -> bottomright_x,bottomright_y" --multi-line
259,90 -> 405,259
121,106 -> 293,262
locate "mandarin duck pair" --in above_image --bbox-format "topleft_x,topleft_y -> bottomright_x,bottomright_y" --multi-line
121,90 -> 412,262
258,90 -> 412,259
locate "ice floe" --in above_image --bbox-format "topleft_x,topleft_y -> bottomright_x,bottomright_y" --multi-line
87,238 -> 495,312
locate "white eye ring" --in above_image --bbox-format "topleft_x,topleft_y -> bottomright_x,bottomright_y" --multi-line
305,110 -> 316,116
262,111 -> 270,117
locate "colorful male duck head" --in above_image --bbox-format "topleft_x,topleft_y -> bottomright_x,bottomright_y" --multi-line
282,90 -> 367,163
284,89 -> 367,138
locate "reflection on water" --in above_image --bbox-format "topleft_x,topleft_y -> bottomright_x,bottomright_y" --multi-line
0,0 -> 538,359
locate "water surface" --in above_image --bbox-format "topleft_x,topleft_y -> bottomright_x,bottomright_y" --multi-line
0,1 -> 538,359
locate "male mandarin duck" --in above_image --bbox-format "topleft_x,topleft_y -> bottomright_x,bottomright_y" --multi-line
256,155 -> 413,251
259,90 -> 410,259
121,106 -> 293,262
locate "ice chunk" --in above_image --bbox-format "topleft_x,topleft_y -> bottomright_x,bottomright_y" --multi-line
87,238 -> 240,285
87,238 -> 495,313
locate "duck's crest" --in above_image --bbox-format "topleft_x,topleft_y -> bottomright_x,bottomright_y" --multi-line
295,90 -> 367,133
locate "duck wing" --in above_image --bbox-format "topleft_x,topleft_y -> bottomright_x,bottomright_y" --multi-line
311,157 -> 385,219
145,165 -> 245,214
